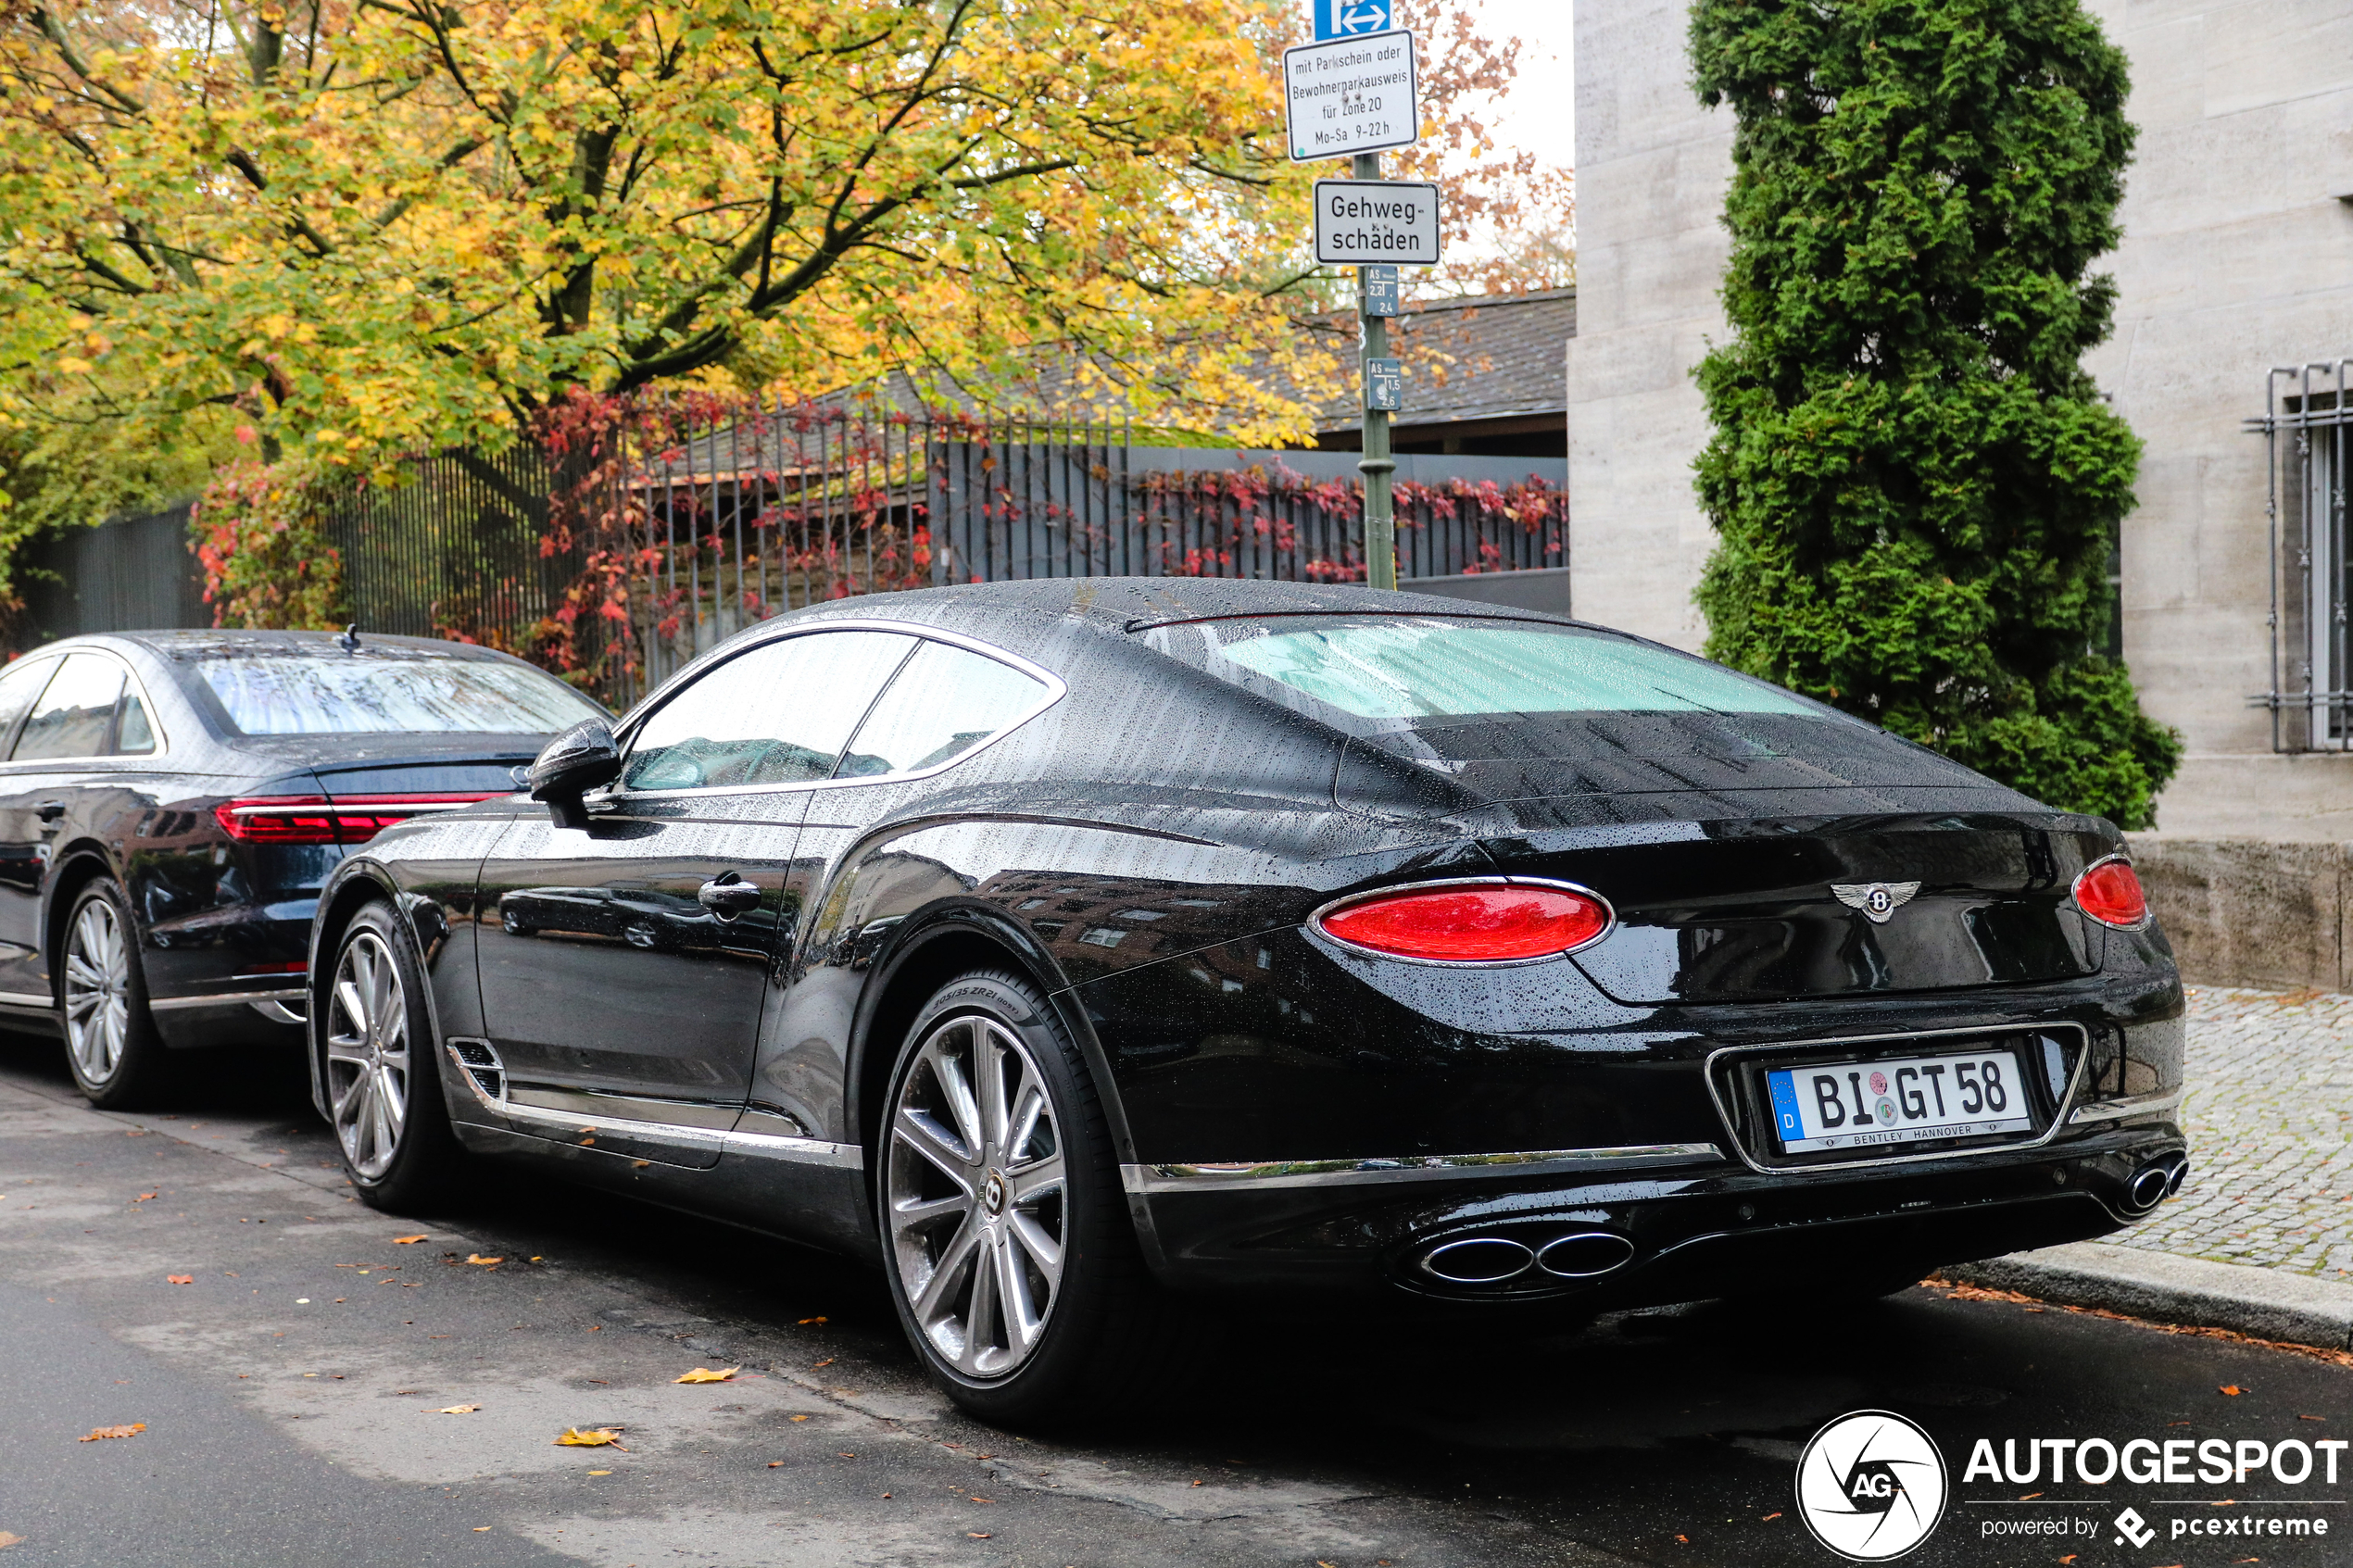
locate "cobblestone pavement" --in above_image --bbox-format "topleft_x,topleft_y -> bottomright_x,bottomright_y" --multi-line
2105,984 -> 2353,1279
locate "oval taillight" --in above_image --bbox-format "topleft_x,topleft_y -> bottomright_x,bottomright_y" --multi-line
1314,882 -> 1613,963
2073,858 -> 2148,930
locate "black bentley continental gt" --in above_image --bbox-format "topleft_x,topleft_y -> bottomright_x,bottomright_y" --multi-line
0,630 -> 606,1107
309,581 -> 2186,1422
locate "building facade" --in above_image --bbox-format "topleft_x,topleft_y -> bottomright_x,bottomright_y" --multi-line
1567,0 -> 2353,847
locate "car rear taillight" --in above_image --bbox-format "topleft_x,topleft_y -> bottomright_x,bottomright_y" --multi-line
1312,881 -> 1615,963
2072,857 -> 2149,930
213,793 -> 502,847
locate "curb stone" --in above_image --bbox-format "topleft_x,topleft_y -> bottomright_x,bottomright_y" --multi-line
1948,1241 -> 2353,1351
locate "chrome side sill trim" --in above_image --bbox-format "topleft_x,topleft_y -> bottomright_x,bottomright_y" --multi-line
0,990 -> 54,1010
250,999 -> 306,1024
150,987 -> 307,1012
441,1045 -> 861,1170
1119,1143 -> 1724,1195
2070,1088 -> 2184,1125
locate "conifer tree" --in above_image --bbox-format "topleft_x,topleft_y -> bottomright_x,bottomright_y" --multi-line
1688,0 -> 2179,828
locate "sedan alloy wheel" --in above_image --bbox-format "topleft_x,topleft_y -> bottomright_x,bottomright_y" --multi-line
887,1011 -> 1068,1380
62,896 -> 132,1086
325,930 -> 411,1181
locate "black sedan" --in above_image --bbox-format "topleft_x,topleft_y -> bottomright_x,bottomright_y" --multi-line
310,581 -> 2186,1423
0,630 -> 607,1107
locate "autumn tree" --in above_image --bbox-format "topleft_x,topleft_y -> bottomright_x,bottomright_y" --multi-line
1,0 -> 1566,477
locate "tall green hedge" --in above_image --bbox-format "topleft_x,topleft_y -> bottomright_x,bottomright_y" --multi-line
1688,0 -> 2179,829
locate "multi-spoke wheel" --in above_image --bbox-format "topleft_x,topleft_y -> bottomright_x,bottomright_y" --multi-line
58,880 -> 169,1108
322,901 -> 465,1209
325,929 -> 411,1181
877,970 -> 1202,1425
887,1011 -> 1068,1380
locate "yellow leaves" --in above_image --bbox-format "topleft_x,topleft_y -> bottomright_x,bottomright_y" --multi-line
392,1235 -> 428,1244
673,1367 -> 737,1384
54,358 -> 94,376
553,1427 -> 625,1448
462,1254 -> 502,1265
434,1404 -> 482,1414
79,1424 -> 145,1441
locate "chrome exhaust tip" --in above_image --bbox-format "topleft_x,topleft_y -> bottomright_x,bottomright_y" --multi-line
1420,1236 -> 1535,1285
1536,1231 -> 1636,1279
2125,1161 -> 2173,1213
2167,1157 -> 2191,1196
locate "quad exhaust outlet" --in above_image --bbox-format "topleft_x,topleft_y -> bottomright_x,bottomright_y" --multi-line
2123,1154 -> 2190,1214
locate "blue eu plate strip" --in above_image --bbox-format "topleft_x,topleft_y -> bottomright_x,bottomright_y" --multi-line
1767,1070 -> 1804,1139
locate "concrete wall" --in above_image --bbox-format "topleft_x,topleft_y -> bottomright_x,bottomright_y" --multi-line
2080,0 -> 2353,831
2132,834 -> 2353,991
1569,1 -> 2353,839
1563,0 -> 1730,653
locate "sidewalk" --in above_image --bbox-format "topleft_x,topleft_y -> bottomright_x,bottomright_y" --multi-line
1950,984 -> 2353,1348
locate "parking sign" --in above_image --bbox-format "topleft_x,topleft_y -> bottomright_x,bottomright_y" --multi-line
1315,0 -> 1391,39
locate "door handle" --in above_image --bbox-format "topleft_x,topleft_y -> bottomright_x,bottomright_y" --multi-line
697,872 -> 762,919
35,800 -> 65,823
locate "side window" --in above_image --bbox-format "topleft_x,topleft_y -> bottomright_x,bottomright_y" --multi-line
0,659 -> 57,754
115,679 -> 158,755
835,640 -> 1049,779
623,630 -> 916,792
13,653 -> 124,762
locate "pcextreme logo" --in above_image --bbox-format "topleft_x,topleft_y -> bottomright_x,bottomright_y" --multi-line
1795,1410 -> 1950,1561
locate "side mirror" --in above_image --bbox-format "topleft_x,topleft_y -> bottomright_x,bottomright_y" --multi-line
527,720 -> 622,830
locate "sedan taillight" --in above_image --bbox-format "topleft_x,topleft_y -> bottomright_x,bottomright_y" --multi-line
1312,881 -> 1615,963
214,793 -> 502,847
2072,857 -> 2149,930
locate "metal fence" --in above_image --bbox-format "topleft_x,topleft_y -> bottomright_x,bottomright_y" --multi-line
2248,361 -> 2351,750
18,404 -> 1568,709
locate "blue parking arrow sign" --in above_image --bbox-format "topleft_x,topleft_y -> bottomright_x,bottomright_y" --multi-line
1315,0 -> 1391,40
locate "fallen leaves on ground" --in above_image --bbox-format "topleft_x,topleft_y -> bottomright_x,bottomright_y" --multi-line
587,1470 -> 610,1475
767,1461 -> 785,1468
434,1405 -> 481,1415
554,1428 -> 625,1448
132,1192 -> 157,1202
0,1531 -> 22,1548
462,1254 -> 502,1266
392,1235 -> 427,1244
78,1424 -> 145,1441
674,1367 -> 738,1384
789,1415 -> 810,1423
165,1275 -> 193,1286
798,1316 -> 827,1325
2221,1386 -> 2246,1396
1761,1512 -> 1781,1522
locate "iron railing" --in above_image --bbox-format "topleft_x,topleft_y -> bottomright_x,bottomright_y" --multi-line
2247,362 -> 2352,750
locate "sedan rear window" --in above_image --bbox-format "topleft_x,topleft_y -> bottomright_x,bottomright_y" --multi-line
1198,618 -> 1821,720
198,656 -> 605,736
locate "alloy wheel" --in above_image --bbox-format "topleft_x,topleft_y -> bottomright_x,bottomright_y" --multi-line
325,931 -> 410,1180
886,1013 -> 1068,1380
62,897 -> 131,1086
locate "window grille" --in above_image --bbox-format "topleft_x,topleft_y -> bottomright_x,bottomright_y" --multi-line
2249,362 -> 2353,750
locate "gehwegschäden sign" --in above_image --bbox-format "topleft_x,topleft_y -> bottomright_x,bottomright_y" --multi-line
1282,29 -> 1418,162
1312,179 -> 1441,266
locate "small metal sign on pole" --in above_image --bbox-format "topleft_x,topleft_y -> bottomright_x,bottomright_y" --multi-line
1315,0 -> 1391,39
1281,21 -> 1426,591
1312,179 -> 1441,267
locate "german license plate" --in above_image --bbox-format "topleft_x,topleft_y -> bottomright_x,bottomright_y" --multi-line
1765,1049 -> 2033,1154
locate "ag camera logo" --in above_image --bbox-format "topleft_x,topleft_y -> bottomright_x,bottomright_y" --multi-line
1796,1410 -> 1949,1561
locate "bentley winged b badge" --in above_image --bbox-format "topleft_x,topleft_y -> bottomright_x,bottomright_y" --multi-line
1831,881 -> 1921,924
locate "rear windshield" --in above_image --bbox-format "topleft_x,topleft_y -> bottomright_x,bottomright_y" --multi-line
196,655 -> 606,736
1202,619 -> 1821,720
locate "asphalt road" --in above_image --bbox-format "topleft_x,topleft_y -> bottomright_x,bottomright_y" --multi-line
2,1031 -> 2348,1568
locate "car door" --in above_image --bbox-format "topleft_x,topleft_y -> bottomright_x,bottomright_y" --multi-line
471,627 -> 922,1165
0,655 -> 63,1002
751,634 -> 1060,1138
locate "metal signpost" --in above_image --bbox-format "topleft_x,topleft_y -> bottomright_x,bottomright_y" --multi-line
1281,23 -> 1429,589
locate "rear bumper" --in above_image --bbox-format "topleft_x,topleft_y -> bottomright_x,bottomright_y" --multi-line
1128,1120 -> 2185,1315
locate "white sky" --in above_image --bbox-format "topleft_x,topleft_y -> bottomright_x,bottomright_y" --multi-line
1466,0 -> 1572,169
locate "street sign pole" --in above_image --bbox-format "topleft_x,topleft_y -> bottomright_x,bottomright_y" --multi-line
1356,148 -> 1396,591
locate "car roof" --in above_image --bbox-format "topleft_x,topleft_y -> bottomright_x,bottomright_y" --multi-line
784,577 -> 1593,639
84,629 -> 532,663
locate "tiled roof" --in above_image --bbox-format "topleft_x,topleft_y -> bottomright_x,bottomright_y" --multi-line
1292,289 -> 1577,433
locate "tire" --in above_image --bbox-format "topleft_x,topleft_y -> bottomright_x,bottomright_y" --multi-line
320,902 -> 466,1211
876,969 -> 1198,1426
57,879 -> 173,1109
